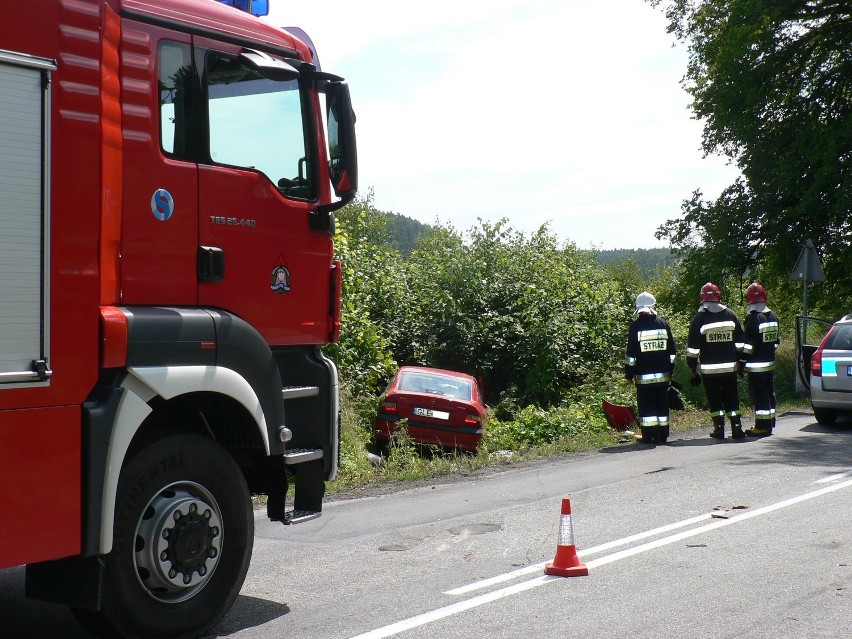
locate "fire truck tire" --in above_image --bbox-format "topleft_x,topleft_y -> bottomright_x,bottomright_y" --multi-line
72,431 -> 254,638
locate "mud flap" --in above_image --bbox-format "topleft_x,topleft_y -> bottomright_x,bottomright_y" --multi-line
263,455 -> 289,523
291,458 -> 325,514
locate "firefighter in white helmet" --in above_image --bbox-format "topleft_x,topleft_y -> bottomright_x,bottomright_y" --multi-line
625,292 -> 677,444
740,282 -> 780,436
687,283 -> 746,440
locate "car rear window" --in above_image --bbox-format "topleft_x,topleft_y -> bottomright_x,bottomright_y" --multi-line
826,324 -> 852,350
397,372 -> 473,400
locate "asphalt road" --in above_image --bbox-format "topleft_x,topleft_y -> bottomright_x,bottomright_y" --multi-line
3,410 -> 851,638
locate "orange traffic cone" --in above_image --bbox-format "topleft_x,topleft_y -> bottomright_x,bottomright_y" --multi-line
544,498 -> 588,577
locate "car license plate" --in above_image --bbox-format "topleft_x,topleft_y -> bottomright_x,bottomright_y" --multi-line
414,407 -> 450,420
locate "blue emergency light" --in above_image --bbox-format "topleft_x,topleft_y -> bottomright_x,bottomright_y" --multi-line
216,0 -> 269,17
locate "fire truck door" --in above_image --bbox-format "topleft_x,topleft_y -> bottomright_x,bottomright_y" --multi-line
197,48 -> 332,345
119,29 -> 199,305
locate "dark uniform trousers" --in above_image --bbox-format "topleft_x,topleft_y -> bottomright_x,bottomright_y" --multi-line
703,373 -> 740,428
635,382 -> 670,434
747,371 -> 776,430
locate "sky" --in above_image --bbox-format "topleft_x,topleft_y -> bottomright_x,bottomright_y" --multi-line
263,0 -> 741,250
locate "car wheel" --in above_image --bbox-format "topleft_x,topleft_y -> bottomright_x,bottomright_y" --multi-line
813,407 -> 837,425
72,431 -> 253,638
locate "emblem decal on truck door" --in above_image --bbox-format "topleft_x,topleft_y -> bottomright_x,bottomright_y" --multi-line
150,188 -> 175,221
271,257 -> 291,294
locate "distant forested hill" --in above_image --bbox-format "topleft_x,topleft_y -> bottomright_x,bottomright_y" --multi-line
593,248 -> 679,275
378,212 -> 678,277
381,213 -> 432,254
590,248 -> 679,277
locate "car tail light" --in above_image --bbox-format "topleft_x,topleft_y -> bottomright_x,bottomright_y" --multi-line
464,414 -> 481,426
810,350 -> 822,377
382,401 -> 397,414
810,328 -> 836,377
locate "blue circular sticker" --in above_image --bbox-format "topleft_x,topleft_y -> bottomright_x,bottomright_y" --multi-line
151,189 -> 175,221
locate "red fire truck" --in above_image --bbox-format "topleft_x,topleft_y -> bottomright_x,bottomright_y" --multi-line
0,0 -> 356,636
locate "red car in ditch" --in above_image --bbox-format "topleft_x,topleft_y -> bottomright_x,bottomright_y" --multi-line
374,366 -> 487,452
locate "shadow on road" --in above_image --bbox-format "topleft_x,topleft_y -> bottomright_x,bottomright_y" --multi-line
598,412 -> 852,471
206,595 -> 290,637
0,566 -> 93,638
600,433 -> 723,453
0,564 -> 290,638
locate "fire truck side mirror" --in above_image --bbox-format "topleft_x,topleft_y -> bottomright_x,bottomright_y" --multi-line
312,81 -> 357,232
324,81 -> 357,204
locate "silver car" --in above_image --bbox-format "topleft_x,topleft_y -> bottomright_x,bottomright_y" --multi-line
806,314 -> 852,424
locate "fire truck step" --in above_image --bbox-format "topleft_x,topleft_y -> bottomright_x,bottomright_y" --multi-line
283,448 -> 324,464
281,385 -> 319,400
283,509 -> 322,525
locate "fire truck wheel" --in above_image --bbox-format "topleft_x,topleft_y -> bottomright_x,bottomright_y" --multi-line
72,431 -> 254,638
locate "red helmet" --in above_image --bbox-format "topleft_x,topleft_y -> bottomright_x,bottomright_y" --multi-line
746,282 -> 767,304
699,282 -> 721,303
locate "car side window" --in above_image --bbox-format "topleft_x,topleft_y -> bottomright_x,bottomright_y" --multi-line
828,325 -> 852,350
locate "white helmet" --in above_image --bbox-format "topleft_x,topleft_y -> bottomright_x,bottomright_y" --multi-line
635,291 -> 656,314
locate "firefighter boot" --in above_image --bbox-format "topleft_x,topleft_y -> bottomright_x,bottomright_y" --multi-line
709,417 -> 725,440
639,426 -> 658,444
745,418 -> 771,437
731,417 -> 746,439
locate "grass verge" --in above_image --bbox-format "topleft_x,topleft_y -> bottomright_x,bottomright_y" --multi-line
328,386 -> 810,496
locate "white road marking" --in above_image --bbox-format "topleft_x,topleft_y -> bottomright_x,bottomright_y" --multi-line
816,470 -> 852,483
348,477 -> 852,639
349,575 -> 561,639
586,478 -> 852,567
444,513 -> 712,595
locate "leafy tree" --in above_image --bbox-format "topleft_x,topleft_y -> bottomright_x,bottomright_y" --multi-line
328,194 -> 400,397
649,0 -> 852,317
332,202 -> 671,412
397,220 -> 628,407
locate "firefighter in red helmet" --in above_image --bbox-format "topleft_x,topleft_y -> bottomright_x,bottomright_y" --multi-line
687,283 -> 746,439
625,291 -> 677,444
740,282 -> 780,436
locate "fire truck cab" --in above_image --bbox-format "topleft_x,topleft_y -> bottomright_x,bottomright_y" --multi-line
0,0 -> 356,636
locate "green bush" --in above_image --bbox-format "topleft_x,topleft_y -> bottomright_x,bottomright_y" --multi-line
483,378 -> 634,451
